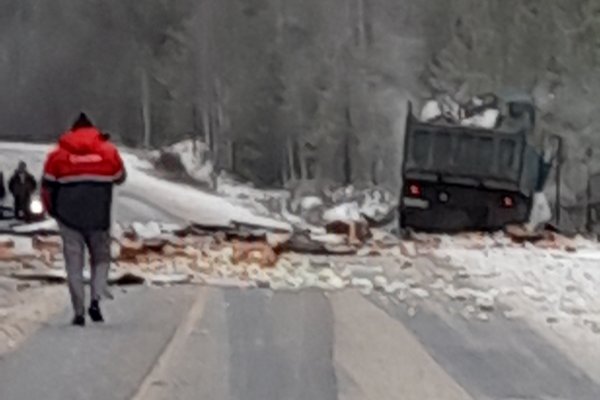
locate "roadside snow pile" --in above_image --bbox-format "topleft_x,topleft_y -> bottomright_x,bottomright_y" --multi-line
215,174 -> 290,218
151,139 -> 214,186
120,153 -> 292,231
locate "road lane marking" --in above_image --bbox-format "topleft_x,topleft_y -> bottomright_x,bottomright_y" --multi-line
331,290 -> 474,400
130,288 -> 207,400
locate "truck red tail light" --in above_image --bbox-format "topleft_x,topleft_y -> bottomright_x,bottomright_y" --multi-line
408,184 -> 421,197
502,195 -> 514,208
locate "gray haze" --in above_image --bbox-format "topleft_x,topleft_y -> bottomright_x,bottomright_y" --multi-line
1,0 -> 599,230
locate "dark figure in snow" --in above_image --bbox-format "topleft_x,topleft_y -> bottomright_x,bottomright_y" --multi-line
9,161 -> 37,220
42,113 -> 126,327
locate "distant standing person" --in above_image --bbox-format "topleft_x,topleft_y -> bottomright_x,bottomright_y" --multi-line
41,113 -> 126,326
9,161 -> 37,220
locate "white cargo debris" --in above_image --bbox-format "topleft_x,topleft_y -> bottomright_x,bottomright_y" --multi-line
359,190 -> 394,223
310,233 -> 346,246
475,294 -> 495,311
460,108 -> 499,129
522,285 -> 546,302
202,277 -> 255,289
351,277 -> 374,295
159,223 -> 186,234
343,264 -> 384,279
444,285 -> 473,301
147,273 -> 192,285
300,196 -> 323,211
373,275 -> 388,290
131,222 -> 163,240
111,223 -> 124,241
525,192 -> 552,232
439,95 -> 461,122
477,312 -> 490,322
13,237 -> 35,258
411,287 -> 430,299
322,202 -> 362,223
384,280 -> 408,294
420,100 -> 442,122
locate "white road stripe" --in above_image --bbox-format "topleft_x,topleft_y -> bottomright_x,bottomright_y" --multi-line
130,288 -> 207,400
331,290 -> 474,400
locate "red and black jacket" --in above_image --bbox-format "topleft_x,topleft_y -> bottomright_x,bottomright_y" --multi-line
42,127 -> 126,231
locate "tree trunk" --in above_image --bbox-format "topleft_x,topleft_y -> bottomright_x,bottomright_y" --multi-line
203,108 -> 212,150
141,67 -> 152,148
286,137 -> 297,183
343,106 -> 353,185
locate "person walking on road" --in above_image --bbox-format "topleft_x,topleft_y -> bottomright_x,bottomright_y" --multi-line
9,161 -> 37,220
41,113 -> 126,326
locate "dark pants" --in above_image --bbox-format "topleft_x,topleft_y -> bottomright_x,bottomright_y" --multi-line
59,223 -> 112,316
14,195 -> 30,220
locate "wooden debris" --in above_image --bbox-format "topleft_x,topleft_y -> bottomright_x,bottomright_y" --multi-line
505,224 -> 546,243
325,219 -> 371,244
118,239 -> 145,261
33,235 -> 62,252
232,241 -> 278,267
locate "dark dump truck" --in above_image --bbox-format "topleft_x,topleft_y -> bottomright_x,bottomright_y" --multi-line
400,95 -> 551,232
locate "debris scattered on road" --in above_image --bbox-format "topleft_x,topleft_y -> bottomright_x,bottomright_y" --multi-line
2,219 -> 600,356
32,236 -> 61,252
477,312 -> 490,322
407,307 -> 417,318
411,287 -> 430,299
475,294 -> 495,312
505,224 -> 547,243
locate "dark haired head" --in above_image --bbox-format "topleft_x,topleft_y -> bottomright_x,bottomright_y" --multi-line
72,112 -> 94,130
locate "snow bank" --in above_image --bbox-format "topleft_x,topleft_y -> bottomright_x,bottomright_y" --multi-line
120,153 -> 292,231
154,139 -> 214,185
215,173 -> 289,217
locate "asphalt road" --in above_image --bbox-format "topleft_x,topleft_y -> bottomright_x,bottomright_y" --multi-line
1,286 -> 599,400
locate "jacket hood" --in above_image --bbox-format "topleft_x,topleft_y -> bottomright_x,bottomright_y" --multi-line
59,127 -> 103,155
